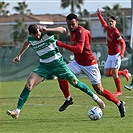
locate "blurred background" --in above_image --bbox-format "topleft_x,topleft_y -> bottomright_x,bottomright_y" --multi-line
0,0 -> 132,81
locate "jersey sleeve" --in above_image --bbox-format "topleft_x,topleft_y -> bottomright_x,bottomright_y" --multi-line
98,13 -> 108,29
27,35 -> 34,43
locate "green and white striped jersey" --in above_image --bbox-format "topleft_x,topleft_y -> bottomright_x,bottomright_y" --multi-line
28,32 -> 62,63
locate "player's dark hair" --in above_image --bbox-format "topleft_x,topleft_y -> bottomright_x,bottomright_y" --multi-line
66,13 -> 78,21
109,16 -> 116,21
28,24 -> 38,34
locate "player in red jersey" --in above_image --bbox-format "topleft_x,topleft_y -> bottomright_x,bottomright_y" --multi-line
97,9 -> 131,96
57,13 -> 125,117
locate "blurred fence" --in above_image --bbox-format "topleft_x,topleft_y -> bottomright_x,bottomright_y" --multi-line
0,44 -> 132,81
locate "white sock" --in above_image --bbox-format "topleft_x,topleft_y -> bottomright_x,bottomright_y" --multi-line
117,101 -> 121,106
66,96 -> 71,101
92,94 -> 98,101
16,108 -> 21,114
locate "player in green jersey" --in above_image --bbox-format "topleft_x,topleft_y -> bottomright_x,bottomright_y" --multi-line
6,24 -> 105,119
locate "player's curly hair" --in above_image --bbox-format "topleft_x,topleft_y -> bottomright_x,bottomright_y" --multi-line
66,13 -> 78,21
109,16 -> 116,21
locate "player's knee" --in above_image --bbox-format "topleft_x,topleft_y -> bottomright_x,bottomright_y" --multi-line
68,78 -> 79,86
25,83 -> 33,90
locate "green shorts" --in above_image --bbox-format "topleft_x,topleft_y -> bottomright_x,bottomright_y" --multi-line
33,57 -> 77,80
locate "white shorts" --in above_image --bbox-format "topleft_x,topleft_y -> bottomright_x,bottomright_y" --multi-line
104,53 -> 121,69
67,60 -> 101,85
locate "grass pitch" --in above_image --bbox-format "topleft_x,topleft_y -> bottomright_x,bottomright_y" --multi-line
0,76 -> 133,133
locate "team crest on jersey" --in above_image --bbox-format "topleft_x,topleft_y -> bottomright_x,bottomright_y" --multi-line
92,69 -> 98,76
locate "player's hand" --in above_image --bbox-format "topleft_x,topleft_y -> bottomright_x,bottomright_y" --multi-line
13,56 -> 20,64
39,26 -> 47,32
56,41 -> 64,47
97,8 -> 101,14
119,53 -> 124,59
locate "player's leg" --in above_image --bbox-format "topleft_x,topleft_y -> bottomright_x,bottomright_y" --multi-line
58,78 -> 70,99
6,63 -> 46,119
82,64 -> 125,117
112,68 -> 122,95
67,75 -> 105,109
58,60 -> 81,111
58,60 -> 82,100
56,60 -> 105,110
82,64 -> 120,105
104,67 -> 122,94
7,72 -> 44,119
93,83 -> 125,117
58,78 -> 74,112
109,69 -> 131,81
105,54 -> 122,95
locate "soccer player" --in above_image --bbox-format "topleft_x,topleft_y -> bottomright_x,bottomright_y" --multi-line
97,8 -> 130,96
6,24 -> 105,119
124,77 -> 133,90
56,13 -> 126,117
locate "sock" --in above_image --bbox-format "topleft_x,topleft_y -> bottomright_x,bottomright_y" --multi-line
109,69 -> 112,76
109,69 -> 123,76
58,79 -> 70,98
118,70 -> 123,75
66,96 -> 71,101
16,108 -> 21,114
75,81 -> 94,97
92,94 -> 98,101
114,77 -> 122,92
117,101 -> 121,106
17,87 -> 31,110
102,89 -> 119,104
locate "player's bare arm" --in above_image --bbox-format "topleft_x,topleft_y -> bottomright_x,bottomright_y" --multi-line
13,39 -> 30,64
39,26 -> 66,34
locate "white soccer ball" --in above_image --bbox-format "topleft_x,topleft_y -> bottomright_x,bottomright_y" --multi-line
128,73 -> 131,78
88,106 -> 102,120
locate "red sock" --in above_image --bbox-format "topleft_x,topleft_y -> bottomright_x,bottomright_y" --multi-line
118,70 -> 123,75
114,77 -> 122,92
58,79 -> 70,98
102,89 -> 119,105
109,69 -> 123,76
109,69 -> 112,76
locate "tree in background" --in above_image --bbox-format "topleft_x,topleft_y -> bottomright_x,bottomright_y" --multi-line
0,1 -> 10,16
13,1 -> 32,15
11,18 -> 27,45
11,1 -> 32,45
61,0 -> 90,30
102,4 -> 129,39
61,0 -> 84,14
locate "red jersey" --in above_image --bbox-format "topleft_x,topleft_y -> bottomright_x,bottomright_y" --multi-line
70,25 -> 97,66
98,13 -> 125,55
106,27 -> 122,55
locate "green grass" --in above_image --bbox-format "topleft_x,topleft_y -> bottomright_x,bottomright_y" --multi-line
0,77 -> 133,133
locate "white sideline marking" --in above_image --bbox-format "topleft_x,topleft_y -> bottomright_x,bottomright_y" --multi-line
125,96 -> 133,99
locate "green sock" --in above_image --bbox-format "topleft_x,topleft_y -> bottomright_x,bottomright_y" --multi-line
130,78 -> 133,86
17,87 -> 31,110
75,81 -> 94,97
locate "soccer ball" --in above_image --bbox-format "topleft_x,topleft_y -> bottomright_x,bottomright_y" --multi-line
88,106 -> 102,120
